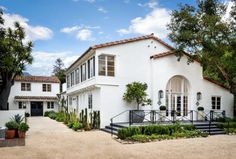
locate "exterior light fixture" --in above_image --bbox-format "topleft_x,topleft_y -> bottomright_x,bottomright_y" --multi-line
197,92 -> 202,101
158,90 -> 164,99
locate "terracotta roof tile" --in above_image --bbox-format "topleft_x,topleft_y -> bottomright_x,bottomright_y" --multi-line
15,96 -> 58,100
15,76 -> 60,83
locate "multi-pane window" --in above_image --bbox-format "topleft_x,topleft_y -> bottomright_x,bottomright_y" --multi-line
75,68 -> 80,84
212,96 -> 221,110
42,84 -> 51,92
99,55 -> 115,76
47,102 -> 54,109
18,102 -> 27,109
88,94 -> 93,109
67,76 -> 70,88
81,63 -> 86,82
88,56 -> 95,79
21,83 -> 31,91
71,72 -> 75,86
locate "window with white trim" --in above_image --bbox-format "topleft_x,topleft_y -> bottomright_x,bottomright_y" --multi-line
21,83 -> 31,91
47,102 -> 54,109
67,75 -> 70,88
42,84 -> 51,92
98,55 -> 115,76
19,102 -> 27,109
88,56 -> 95,79
75,68 -> 80,84
71,71 -> 75,86
212,96 -> 221,110
81,63 -> 86,82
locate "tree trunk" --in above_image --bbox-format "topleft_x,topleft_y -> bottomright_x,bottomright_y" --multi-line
0,80 -> 12,110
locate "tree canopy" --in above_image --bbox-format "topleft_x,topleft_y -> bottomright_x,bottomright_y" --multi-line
0,10 -> 33,110
52,58 -> 66,92
123,82 -> 152,110
168,0 -> 236,116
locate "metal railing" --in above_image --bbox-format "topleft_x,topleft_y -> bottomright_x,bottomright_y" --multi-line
110,109 -> 227,136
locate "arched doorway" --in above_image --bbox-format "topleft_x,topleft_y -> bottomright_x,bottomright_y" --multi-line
166,75 -> 190,116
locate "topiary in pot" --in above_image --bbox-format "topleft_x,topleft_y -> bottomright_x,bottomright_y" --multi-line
197,107 -> 204,111
160,106 -> 166,111
18,123 -> 29,138
5,121 -> 19,139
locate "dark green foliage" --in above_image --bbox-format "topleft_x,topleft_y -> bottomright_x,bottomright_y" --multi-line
118,124 -> 196,140
123,82 -> 152,110
18,122 -> 29,132
197,107 -> 204,111
159,106 -> 166,111
67,122 -> 74,128
25,112 -> 30,117
72,122 -> 81,131
44,111 -> 56,117
168,0 -> 236,114
11,114 -> 24,124
52,58 -> 66,92
48,112 -> 57,120
0,12 -> 33,110
55,112 -> 64,122
5,121 -> 19,130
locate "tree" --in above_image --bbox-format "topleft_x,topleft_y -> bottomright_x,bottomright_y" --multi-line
167,0 -> 236,117
52,58 -> 66,92
0,11 -> 33,110
123,82 -> 152,110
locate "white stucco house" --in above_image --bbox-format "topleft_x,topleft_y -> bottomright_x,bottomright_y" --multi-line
65,34 -> 234,128
7,76 -> 60,116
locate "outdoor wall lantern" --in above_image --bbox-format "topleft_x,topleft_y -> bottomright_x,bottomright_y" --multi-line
197,92 -> 202,101
158,90 -> 164,105
196,92 -> 202,106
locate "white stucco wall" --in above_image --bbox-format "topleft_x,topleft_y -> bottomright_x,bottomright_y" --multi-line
0,110 -> 25,127
66,38 -> 234,128
8,81 -> 60,115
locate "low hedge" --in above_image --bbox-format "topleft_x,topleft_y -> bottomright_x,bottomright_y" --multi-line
118,124 -> 195,140
217,122 -> 236,129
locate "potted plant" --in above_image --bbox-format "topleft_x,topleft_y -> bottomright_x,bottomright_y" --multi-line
123,82 -> 152,123
159,106 -> 166,121
18,123 -> 29,138
197,106 -> 204,121
5,121 -> 19,139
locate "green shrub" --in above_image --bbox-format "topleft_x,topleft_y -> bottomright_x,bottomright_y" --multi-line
67,122 -> 74,128
72,122 -> 81,131
5,121 -> 19,130
11,114 -> 24,124
44,111 -> 55,117
48,112 -> 57,119
217,122 -> 236,129
18,123 -> 29,132
55,112 -> 64,122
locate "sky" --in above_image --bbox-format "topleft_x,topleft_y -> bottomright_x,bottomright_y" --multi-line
0,0 -> 232,76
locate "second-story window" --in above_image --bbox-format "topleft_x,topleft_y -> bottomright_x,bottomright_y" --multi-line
42,84 -> 51,92
88,56 -> 95,79
99,55 -> 115,76
81,63 -> 86,82
71,71 -> 74,86
67,76 -> 70,88
21,83 -> 31,91
75,68 -> 80,84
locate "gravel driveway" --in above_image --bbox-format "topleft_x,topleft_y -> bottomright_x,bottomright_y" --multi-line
0,117 -> 236,159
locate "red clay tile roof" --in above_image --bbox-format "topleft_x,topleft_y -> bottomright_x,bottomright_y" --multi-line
15,96 -> 58,100
67,34 -> 175,71
15,76 -> 60,83
150,51 -> 201,63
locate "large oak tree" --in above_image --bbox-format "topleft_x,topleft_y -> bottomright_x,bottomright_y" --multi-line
0,11 -> 33,110
168,0 -> 236,117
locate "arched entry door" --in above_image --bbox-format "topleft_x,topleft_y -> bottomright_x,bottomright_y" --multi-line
166,76 -> 190,116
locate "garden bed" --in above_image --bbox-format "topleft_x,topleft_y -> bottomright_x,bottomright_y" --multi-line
117,123 -> 208,143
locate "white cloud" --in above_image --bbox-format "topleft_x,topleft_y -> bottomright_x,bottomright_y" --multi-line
0,6 -> 7,11
27,51 -> 78,76
117,3 -> 171,39
98,7 -> 107,13
138,0 -> 158,9
76,29 -> 94,41
2,13 -> 53,41
61,24 -> 99,41
223,0 -> 234,21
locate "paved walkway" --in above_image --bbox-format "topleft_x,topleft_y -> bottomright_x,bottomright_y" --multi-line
0,117 -> 236,159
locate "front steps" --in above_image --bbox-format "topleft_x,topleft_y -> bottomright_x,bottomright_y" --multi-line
194,123 -> 226,135
101,122 -> 226,135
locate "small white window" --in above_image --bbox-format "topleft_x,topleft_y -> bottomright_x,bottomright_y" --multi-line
42,84 -> 51,92
47,102 -> 54,109
19,102 -> 27,109
88,94 -> 93,109
21,83 -> 31,91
